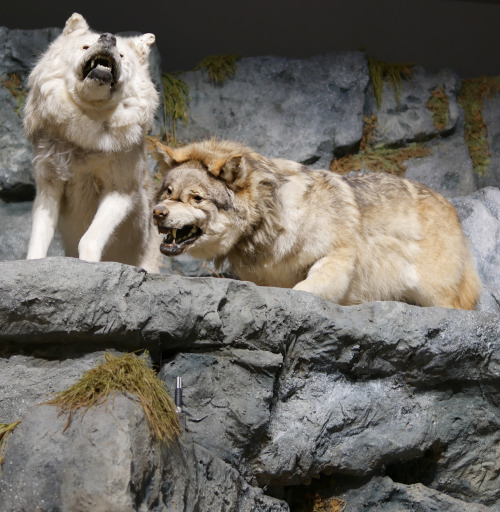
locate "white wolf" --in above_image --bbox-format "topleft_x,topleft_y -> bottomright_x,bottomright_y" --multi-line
24,13 -> 161,272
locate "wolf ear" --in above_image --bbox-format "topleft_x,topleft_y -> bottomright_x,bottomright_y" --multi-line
215,155 -> 248,190
134,33 -> 156,62
63,13 -> 89,35
152,143 -> 178,174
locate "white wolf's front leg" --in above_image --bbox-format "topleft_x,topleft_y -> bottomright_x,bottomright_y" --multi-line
27,179 -> 64,259
78,191 -> 134,262
293,250 -> 356,303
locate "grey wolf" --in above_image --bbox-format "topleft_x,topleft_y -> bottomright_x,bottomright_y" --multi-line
152,139 -> 481,309
25,13 -> 161,272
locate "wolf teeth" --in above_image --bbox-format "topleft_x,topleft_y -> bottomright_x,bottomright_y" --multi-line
90,56 -> 112,71
190,226 -> 198,236
172,228 -> 177,239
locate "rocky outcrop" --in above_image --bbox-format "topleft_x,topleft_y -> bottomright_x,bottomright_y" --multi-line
0,393 -> 288,512
0,258 -> 500,511
1,22 -> 500,512
364,67 -> 461,145
176,52 -> 369,169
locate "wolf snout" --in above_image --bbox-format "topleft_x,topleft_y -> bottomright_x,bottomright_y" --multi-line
153,204 -> 169,222
98,33 -> 117,47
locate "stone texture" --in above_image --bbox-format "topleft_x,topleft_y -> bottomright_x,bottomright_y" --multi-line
0,352 -> 109,424
176,52 -> 369,168
0,26 -> 62,78
162,440 -> 289,512
0,85 -> 35,200
405,110 -> 477,198
0,393 -> 288,512
0,394 -> 162,512
159,348 -> 283,468
365,67 -> 460,145
451,187 -> 500,313
477,94 -> 500,190
0,26 -> 61,200
0,259 -> 499,510
0,199 -> 64,260
339,476 -> 492,511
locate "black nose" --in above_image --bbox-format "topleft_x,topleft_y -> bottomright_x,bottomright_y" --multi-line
153,204 -> 169,220
99,33 -> 117,47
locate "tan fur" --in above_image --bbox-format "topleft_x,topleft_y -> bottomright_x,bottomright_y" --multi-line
152,139 -> 481,309
25,13 -> 161,272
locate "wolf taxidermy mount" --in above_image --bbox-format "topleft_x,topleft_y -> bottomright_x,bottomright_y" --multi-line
152,139 -> 481,309
25,13 -> 161,272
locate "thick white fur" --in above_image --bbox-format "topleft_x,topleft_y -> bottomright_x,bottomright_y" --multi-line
25,13 -> 161,272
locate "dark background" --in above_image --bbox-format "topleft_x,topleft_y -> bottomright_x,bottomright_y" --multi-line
2,0 -> 500,78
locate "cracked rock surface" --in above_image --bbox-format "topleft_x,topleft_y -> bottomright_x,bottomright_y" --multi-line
0,258 -> 499,510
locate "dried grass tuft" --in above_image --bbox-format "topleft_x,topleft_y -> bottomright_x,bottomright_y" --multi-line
331,116 -> 430,176
161,73 -> 190,145
195,54 -> 241,84
368,56 -> 414,109
44,352 -> 181,445
0,420 -> 21,464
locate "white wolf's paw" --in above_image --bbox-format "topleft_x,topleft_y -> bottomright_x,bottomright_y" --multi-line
292,281 -> 315,294
78,237 -> 102,262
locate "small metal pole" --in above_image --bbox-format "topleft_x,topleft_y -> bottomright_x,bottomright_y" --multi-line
175,376 -> 186,427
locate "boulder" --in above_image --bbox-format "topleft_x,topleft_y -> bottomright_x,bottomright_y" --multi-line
0,26 -> 61,78
365,66 -> 461,145
159,348 -> 284,468
451,187 -> 500,313
0,393 -> 288,511
477,94 -> 500,190
339,476 -> 492,511
175,52 -> 369,168
0,352 -> 108,424
405,110 -> 477,198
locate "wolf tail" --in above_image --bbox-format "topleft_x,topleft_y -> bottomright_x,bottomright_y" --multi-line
453,255 -> 482,310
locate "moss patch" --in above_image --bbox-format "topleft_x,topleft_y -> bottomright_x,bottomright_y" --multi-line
45,352 -> 181,445
368,56 -> 414,109
161,73 -> 190,145
1,73 -> 26,115
330,115 -> 431,176
458,75 -> 500,177
0,420 -> 21,464
195,54 -> 241,84
427,86 -> 450,131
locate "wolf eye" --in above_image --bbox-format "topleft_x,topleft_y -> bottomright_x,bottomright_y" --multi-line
166,186 -> 173,195
82,45 -> 89,50
193,195 -> 204,203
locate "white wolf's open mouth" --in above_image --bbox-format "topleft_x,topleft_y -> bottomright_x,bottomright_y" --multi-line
82,52 -> 118,86
158,225 -> 203,256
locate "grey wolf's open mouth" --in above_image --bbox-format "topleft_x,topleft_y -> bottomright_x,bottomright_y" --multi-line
159,225 -> 202,256
82,53 -> 117,85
